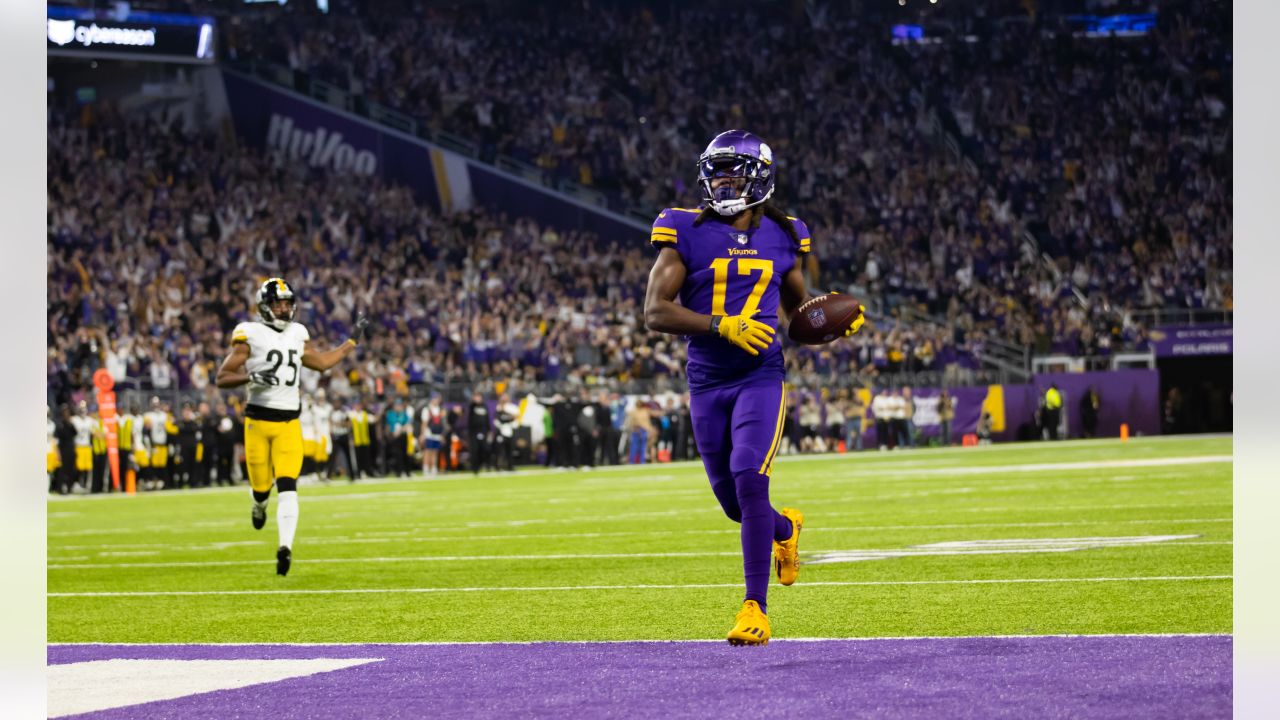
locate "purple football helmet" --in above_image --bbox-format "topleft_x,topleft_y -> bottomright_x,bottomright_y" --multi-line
697,129 -> 775,216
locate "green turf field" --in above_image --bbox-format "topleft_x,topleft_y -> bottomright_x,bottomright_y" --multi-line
47,436 -> 1231,643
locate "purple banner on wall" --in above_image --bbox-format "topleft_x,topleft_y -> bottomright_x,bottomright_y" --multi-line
221,70 -> 649,242
1032,369 -> 1161,438
222,70 -> 443,209
1149,325 -> 1232,357
793,370 -> 1159,449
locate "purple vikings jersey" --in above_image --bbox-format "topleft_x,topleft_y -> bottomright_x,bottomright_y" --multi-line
651,207 -> 812,391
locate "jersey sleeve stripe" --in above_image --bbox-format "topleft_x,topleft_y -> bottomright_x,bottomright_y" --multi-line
650,234 -> 678,245
651,226 -> 678,236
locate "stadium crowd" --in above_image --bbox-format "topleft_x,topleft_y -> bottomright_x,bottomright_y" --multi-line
214,0 -> 1228,357
46,0 -> 1231,485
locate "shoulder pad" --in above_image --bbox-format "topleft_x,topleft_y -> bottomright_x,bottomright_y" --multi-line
650,208 -> 699,248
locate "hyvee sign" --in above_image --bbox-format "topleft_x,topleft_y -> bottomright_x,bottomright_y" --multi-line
266,114 -> 378,176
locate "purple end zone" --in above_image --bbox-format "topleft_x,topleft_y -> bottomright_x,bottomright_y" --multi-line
49,636 -> 1230,720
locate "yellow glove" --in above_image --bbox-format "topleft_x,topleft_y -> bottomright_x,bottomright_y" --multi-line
844,305 -> 867,337
715,314 -> 776,356
828,292 -> 867,337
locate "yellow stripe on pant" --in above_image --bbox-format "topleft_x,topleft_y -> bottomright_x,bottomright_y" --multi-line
759,383 -> 788,476
244,418 -> 304,493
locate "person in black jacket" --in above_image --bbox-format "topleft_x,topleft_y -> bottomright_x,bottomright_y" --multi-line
576,389 -> 599,469
54,405 -> 77,495
550,394 -> 577,468
215,402 -> 237,486
174,403 -> 200,490
1080,386 -> 1101,438
466,392 -> 491,474
197,401 -> 218,488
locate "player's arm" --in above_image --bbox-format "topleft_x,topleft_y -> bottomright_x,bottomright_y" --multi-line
643,247 -> 706,335
301,313 -> 370,372
215,342 -> 253,389
778,262 -> 811,332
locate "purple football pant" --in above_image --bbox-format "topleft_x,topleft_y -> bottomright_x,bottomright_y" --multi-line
690,379 -> 794,614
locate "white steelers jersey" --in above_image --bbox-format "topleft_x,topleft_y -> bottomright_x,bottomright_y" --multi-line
300,400 -> 317,442
232,320 -> 311,412
313,402 -> 333,439
72,415 -> 93,448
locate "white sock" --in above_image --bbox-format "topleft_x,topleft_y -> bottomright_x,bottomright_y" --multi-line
277,490 -> 299,548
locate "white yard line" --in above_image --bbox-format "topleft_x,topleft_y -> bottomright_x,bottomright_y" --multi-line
47,538 -> 1232,570
48,575 -> 1231,598
48,516 -> 1233,554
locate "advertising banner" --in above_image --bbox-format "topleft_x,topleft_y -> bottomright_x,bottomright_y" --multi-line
222,70 -> 440,204
48,6 -> 215,64
815,370 -> 1160,449
1148,325 -> 1232,358
221,70 -> 648,240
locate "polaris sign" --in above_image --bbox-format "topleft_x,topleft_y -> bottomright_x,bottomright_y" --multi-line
266,114 -> 378,176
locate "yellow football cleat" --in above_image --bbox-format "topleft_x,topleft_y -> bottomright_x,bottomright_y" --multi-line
726,600 -> 771,646
773,507 -> 804,586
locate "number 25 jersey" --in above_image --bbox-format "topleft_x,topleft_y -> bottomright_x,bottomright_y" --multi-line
231,321 -> 310,414
650,207 -> 811,391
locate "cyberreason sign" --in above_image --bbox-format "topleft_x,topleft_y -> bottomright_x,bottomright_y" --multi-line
47,6 -> 215,63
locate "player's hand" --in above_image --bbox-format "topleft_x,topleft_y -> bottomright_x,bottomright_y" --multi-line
249,371 -> 280,387
350,313 -> 370,345
716,313 -> 775,356
844,305 -> 867,337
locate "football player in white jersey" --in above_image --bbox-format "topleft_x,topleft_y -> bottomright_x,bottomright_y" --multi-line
216,278 -> 369,576
71,401 -> 94,492
46,406 -> 60,487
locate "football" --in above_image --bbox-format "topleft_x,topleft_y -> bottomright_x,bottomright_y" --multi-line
787,293 -> 863,345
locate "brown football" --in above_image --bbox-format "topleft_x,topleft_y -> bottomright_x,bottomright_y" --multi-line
787,293 -> 863,345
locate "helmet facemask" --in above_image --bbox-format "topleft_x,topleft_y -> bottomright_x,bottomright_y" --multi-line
697,141 -> 775,216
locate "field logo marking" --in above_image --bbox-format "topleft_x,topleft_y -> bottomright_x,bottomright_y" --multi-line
808,535 -> 1200,564
48,657 -> 381,718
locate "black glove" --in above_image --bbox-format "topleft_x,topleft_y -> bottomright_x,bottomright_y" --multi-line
249,371 -> 280,387
351,313 -> 370,345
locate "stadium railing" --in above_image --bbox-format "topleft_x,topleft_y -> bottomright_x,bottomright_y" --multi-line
1124,308 -> 1232,328
1031,352 -> 1156,374
60,366 -> 1017,414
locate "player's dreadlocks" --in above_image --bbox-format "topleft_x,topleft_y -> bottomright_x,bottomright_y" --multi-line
692,202 -> 802,246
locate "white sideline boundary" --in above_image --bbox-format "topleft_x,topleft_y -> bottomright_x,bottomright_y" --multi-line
47,540 -> 1232,570
48,574 -> 1231,598
49,632 -> 1232,647
46,437 -> 1234,502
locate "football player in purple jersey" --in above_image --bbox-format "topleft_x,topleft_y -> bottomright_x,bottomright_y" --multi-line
644,130 -> 863,645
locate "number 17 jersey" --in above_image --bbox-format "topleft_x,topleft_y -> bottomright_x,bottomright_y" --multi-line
650,207 -> 811,391
231,321 -> 310,414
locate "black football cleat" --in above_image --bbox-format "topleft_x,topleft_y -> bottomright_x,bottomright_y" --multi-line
276,546 -> 292,576
252,503 -> 267,530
